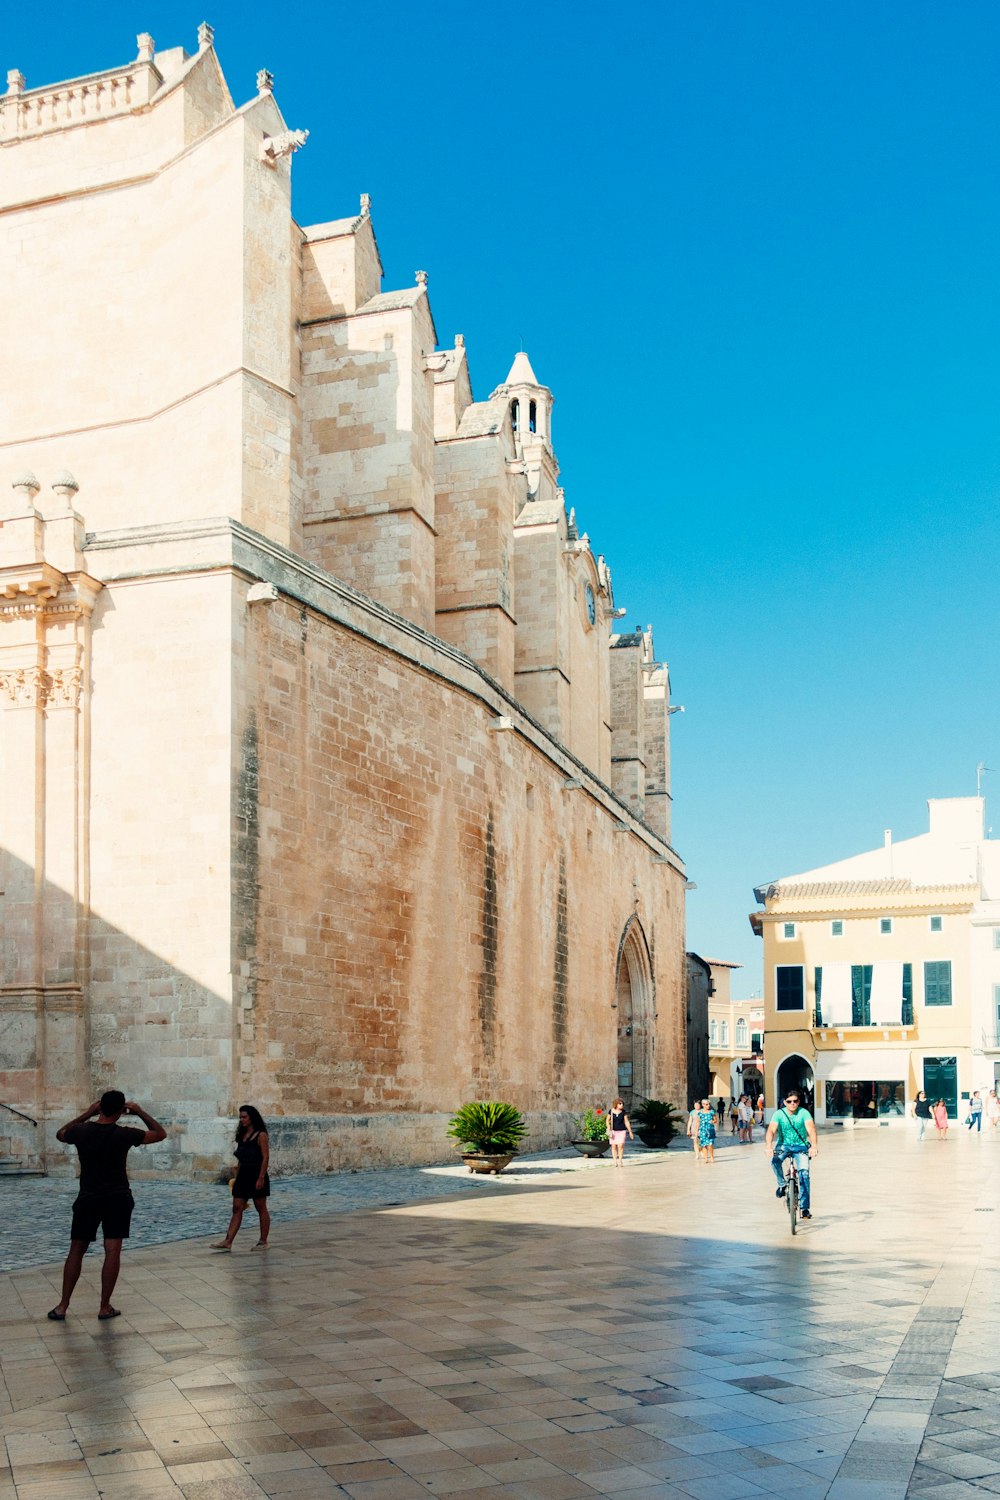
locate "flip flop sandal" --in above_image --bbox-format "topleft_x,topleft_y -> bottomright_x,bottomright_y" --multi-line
47,1309 -> 66,1321
97,1308 -> 121,1320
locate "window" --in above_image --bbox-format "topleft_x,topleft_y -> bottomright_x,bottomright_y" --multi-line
851,965 -> 873,1025
710,1019 -> 718,1044
510,399 -> 520,433
720,1020 -> 729,1045
880,918 -> 893,935
782,922 -> 796,939
994,929 -> 1000,950
924,960 -> 953,1007
736,1018 -> 748,1048
814,966 -> 823,1025
831,920 -> 843,937
902,963 -> 913,1026
929,915 -> 942,933
776,965 -> 805,1011
751,1031 -> 763,1053
826,1081 -> 904,1119
529,399 -> 537,434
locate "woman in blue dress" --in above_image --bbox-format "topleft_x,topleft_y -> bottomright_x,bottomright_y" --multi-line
697,1099 -> 717,1164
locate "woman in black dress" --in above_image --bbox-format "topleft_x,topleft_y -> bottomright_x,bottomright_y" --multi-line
211,1105 -> 270,1251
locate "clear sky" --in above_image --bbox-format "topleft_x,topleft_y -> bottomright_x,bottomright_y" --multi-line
9,1 -> 1000,994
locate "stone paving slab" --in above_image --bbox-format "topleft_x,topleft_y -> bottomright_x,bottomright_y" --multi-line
2,1128 -> 1000,1499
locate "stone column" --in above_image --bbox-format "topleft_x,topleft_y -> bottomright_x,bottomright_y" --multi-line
0,471 -> 102,1168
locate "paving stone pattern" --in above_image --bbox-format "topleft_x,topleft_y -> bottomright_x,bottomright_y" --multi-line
2,1127 -> 998,1499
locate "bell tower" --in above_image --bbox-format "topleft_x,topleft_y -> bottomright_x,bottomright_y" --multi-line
492,352 -> 558,504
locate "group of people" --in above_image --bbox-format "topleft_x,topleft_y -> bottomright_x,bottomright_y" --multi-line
912,1088 -> 1000,1140
730,1094 -> 764,1142
47,1091 -> 271,1321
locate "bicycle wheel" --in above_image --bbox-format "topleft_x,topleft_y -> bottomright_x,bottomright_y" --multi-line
787,1169 -> 798,1235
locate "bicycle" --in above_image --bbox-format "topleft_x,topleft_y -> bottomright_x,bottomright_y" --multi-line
782,1154 -> 801,1235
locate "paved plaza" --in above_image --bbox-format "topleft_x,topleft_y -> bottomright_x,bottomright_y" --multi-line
2,1128 -> 1000,1500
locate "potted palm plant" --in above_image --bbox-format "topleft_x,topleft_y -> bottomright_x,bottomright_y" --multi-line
631,1098 -> 679,1149
447,1101 -> 527,1174
570,1107 -> 611,1157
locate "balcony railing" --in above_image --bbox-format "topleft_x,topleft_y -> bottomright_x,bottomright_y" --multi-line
814,1002 -> 913,1028
982,1032 -> 1000,1052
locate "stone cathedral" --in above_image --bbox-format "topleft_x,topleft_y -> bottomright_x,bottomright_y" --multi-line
0,28 -> 688,1175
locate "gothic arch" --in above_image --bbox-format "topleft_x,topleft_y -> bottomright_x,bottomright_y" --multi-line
614,916 -> 655,1105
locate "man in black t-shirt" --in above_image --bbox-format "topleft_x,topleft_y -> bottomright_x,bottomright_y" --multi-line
48,1089 -> 166,1321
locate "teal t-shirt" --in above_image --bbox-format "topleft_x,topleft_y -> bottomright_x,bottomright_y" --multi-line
772,1107 -> 812,1149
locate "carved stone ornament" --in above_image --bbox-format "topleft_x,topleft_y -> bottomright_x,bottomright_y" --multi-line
256,68 -> 274,94
0,665 -> 83,708
198,21 -> 215,48
259,128 -> 308,165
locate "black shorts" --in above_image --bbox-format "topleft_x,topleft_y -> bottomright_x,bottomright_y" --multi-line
70,1191 -> 135,1243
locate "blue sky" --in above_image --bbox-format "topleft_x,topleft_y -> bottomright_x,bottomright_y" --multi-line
9,2 -> 1000,993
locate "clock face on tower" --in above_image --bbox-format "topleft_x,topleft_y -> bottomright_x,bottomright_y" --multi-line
585,584 -> 596,626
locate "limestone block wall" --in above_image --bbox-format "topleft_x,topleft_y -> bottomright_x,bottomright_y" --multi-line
644,666 -> 671,842
566,555 -> 612,780
78,567 -> 236,1175
512,516 -> 569,743
227,546 -> 686,1170
610,637 -> 646,817
433,434 -> 517,690
1,58 -> 299,548
299,294 -> 437,630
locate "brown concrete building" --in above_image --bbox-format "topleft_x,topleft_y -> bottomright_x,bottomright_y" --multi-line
0,30 -> 687,1176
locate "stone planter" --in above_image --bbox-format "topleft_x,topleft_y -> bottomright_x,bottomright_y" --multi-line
636,1128 -> 674,1149
461,1151 -> 515,1175
569,1139 -> 611,1157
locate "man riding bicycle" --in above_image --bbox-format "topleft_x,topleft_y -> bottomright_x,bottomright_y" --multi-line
765,1090 -> 818,1220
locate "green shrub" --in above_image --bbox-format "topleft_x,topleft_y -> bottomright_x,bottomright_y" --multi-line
575,1107 -> 609,1142
447,1101 -> 527,1154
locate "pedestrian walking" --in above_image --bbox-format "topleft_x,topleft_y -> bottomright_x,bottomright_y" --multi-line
687,1101 -> 703,1162
987,1090 -> 1000,1131
737,1095 -> 751,1142
716,1096 -> 725,1125
932,1098 -> 949,1140
605,1098 -> 634,1167
967,1092 -> 984,1132
211,1105 -> 271,1250
48,1090 -> 167,1321
754,1098 -> 764,1131
745,1099 -> 755,1144
697,1099 -> 716,1163
729,1098 -> 739,1135
912,1090 -> 931,1142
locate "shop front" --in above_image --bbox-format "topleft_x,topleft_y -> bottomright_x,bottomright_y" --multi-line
815,1050 -> 910,1124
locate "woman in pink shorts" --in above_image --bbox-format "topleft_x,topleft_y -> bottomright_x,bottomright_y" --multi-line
605,1099 -> 634,1166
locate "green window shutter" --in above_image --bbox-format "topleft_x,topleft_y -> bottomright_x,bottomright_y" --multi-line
776,966 -> 804,1011
902,963 -> 913,1025
851,965 -> 873,1024
925,960 -> 953,1006
814,967 -> 823,1026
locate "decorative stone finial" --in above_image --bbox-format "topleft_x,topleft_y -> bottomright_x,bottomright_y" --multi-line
197,21 -> 215,48
136,33 -> 156,63
11,470 -> 40,498
51,469 -> 80,501
455,334 -> 465,348
6,69 -> 25,96
256,68 -> 274,94
415,269 -> 428,287
359,192 -> 371,216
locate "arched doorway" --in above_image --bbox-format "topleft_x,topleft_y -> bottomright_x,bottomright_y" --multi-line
776,1053 -> 814,1113
615,918 -> 654,1105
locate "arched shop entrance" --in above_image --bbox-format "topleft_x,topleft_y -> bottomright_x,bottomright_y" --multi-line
776,1053 -> 814,1112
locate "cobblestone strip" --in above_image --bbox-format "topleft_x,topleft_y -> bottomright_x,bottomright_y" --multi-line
827,1264 -> 975,1500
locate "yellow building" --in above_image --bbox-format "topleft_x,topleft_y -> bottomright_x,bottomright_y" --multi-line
751,798 -> 1000,1125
